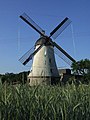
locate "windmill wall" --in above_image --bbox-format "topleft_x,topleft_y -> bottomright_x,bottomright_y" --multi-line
27,45 -> 60,85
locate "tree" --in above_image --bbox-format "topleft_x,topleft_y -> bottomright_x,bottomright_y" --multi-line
1,71 -> 29,84
71,59 -> 90,83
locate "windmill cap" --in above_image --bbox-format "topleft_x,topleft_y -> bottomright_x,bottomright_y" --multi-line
35,37 -> 52,46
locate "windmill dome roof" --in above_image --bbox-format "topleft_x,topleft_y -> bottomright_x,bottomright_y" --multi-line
35,37 -> 52,46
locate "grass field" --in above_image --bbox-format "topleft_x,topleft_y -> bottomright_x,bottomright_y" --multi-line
0,83 -> 90,120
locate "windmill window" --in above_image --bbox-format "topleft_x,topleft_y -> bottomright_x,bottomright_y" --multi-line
50,69 -> 53,73
49,58 -> 51,63
29,79 -> 30,83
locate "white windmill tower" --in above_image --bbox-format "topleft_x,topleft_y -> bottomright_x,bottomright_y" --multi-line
19,13 -> 76,86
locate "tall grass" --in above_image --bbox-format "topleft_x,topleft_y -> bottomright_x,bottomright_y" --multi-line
0,83 -> 90,120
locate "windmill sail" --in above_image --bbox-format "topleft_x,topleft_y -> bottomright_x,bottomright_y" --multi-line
54,47 -> 74,66
49,40 -> 76,65
50,17 -> 71,39
20,13 -> 45,36
19,46 -> 34,65
19,44 -> 44,65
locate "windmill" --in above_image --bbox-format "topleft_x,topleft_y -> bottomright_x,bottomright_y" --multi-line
19,13 -> 76,85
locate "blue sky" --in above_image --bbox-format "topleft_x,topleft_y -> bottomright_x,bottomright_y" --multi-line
0,0 -> 90,74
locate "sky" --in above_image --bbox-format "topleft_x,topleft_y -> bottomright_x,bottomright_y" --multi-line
0,0 -> 90,74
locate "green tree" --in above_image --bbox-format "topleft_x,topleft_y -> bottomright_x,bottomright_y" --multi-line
71,59 -> 90,83
1,71 -> 29,84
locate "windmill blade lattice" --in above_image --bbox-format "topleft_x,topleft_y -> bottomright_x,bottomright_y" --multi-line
49,40 -> 76,65
54,47 -> 73,66
19,43 -> 44,65
20,13 -> 45,36
19,46 -> 35,65
50,17 -> 71,39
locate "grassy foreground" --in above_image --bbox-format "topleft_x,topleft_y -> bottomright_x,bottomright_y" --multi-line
0,83 -> 90,120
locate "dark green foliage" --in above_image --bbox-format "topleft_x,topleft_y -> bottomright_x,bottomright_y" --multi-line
0,84 -> 90,120
1,71 -> 29,84
71,59 -> 90,83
